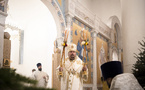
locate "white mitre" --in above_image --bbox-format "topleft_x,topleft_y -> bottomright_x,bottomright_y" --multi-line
67,43 -> 77,52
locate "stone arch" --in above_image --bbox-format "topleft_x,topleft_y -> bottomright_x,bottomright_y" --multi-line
107,16 -> 122,49
41,0 -> 66,38
107,16 -> 122,61
5,0 -> 66,88
40,0 -> 66,89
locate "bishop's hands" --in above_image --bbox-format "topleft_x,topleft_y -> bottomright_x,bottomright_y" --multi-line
82,65 -> 87,72
58,67 -> 63,76
82,65 -> 88,80
59,67 -> 63,72
59,66 -> 87,72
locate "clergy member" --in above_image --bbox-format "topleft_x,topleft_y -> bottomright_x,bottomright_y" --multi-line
32,63 -> 49,88
101,61 -> 143,90
57,43 -> 88,90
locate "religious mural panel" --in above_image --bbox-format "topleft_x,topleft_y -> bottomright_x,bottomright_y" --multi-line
55,0 -> 65,20
72,18 -> 93,84
96,34 -> 109,85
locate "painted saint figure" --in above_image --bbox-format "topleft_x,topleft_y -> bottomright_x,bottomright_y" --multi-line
77,37 -> 90,63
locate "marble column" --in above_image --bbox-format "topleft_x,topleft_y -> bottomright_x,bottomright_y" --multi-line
121,0 -> 145,72
118,48 -> 122,62
108,41 -> 113,61
91,30 -> 97,90
65,14 -> 73,44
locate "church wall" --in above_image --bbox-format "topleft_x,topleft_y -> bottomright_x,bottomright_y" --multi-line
6,0 -> 39,29
0,0 -> 123,89
2,0 -> 145,89
121,0 -> 145,73
93,0 -> 121,25
76,0 -> 121,25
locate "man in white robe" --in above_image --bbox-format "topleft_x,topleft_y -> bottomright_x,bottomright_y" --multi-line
101,61 -> 143,90
57,43 -> 88,90
32,63 -> 49,88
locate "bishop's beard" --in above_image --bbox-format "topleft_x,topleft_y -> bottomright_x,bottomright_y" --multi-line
69,55 -> 75,60
38,68 -> 42,71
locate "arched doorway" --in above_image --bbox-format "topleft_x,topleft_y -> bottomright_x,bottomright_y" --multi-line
5,0 -> 65,88
107,16 -> 122,62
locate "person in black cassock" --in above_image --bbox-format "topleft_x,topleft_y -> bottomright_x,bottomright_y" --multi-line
101,61 -> 143,90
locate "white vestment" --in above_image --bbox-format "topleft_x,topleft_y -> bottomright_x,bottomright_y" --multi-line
57,56 -> 88,90
110,73 -> 143,90
32,70 -> 49,88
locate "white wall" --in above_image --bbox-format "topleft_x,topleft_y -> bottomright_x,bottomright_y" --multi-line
6,0 -> 57,88
121,0 -> 145,73
77,0 -> 121,24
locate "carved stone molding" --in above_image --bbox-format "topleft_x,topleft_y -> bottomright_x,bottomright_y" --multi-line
98,25 -> 110,39
67,0 -> 95,28
68,0 -> 111,40
0,11 -> 7,27
74,8 -> 94,27
5,23 -> 22,40
65,0 -> 75,17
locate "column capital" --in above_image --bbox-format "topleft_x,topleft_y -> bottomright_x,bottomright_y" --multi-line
91,29 -> 97,90
91,30 -> 98,38
65,14 -> 74,19
65,14 -> 73,29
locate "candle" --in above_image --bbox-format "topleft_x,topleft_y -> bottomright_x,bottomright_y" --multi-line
66,28 -> 70,40
64,28 -> 67,41
82,28 -> 85,40
82,28 -> 87,40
